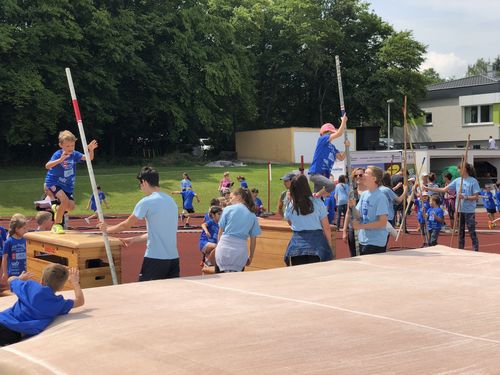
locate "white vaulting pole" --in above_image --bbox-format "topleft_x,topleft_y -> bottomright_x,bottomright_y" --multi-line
65,68 -> 118,285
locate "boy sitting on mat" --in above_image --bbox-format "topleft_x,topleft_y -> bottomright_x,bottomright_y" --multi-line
44,130 -> 98,234
0,265 -> 84,346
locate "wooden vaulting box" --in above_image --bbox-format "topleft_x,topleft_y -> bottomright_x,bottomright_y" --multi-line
24,231 -> 122,290
246,218 -> 336,271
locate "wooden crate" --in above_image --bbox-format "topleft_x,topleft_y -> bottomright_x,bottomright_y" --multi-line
246,218 -> 336,272
25,231 -> 122,290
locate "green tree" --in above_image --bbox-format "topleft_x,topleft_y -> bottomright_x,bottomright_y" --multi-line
421,68 -> 445,85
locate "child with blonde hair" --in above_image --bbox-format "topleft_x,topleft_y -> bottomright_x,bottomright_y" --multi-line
45,130 -> 98,234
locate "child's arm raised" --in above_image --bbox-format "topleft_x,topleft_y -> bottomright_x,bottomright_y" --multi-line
328,114 -> 348,142
69,268 -> 85,308
8,271 -> 33,284
81,140 -> 98,161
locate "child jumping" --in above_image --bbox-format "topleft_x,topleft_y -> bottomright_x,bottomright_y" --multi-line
425,196 -> 445,246
0,265 -> 84,346
85,185 -> 109,224
308,114 -> 349,197
172,187 -> 200,228
45,130 -> 98,234
1,214 -> 28,285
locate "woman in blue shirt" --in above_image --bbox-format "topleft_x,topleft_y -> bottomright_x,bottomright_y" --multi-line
215,188 -> 261,272
284,175 -> 333,266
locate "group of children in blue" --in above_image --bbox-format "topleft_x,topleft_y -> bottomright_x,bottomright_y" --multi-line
0,118 -> 494,347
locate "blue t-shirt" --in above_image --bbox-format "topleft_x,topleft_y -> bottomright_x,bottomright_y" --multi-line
45,150 -> 84,193
180,179 -> 192,191
199,219 -> 219,250
308,135 -> 339,178
379,186 -> 397,221
133,192 -> 179,260
447,177 -> 481,213
90,191 -> 106,211
482,191 -> 496,210
334,183 -> 349,205
427,207 -> 444,231
254,197 -> 263,216
181,190 -> 196,210
415,199 -> 431,224
2,237 -> 27,277
355,188 -> 389,247
324,191 -> 336,225
219,203 -> 261,240
0,226 -> 7,253
285,197 -> 327,231
240,181 -> 248,189
0,279 -> 73,335
496,190 -> 500,209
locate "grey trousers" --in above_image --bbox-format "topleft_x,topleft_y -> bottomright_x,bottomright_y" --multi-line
309,174 -> 335,193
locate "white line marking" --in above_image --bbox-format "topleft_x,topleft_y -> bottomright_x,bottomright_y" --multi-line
185,279 -> 500,345
2,346 -> 67,375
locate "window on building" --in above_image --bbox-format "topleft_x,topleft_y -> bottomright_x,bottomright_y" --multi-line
425,112 -> 432,125
464,105 -> 492,124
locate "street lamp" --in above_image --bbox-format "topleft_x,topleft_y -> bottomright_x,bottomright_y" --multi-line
387,99 -> 394,150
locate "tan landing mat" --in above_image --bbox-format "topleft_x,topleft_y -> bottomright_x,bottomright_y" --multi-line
0,245 -> 499,374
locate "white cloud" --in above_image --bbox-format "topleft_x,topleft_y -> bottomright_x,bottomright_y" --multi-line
421,51 -> 468,79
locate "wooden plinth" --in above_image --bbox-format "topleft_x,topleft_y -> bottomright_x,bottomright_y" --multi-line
246,218 -> 336,271
25,231 -> 122,290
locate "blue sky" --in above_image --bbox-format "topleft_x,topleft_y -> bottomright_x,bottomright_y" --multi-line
368,0 -> 500,78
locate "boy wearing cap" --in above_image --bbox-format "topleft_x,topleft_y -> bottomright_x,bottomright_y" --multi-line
309,115 -> 349,197
278,172 -> 295,217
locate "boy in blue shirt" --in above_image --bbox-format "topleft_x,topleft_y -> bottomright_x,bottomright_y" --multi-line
45,130 -> 98,234
324,190 -> 336,225
172,187 -> 200,228
425,196 -> 444,246
481,186 -> 496,224
251,188 -> 264,216
308,114 -> 349,197
415,192 -> 431,247
0,265 -> 84,346
237,176 -> 248,189
85,185 -> 110,224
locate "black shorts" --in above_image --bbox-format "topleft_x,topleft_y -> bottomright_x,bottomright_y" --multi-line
0,324 -> 22,347
184,208 -> 195,214
48,185 -> 74,201
139,257 -> 180,281
486,208 -> 497,214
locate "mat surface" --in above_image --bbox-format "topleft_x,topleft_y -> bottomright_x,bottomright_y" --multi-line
0,245 -> 499,374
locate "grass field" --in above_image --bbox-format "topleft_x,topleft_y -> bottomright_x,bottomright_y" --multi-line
0,163 -> 301,217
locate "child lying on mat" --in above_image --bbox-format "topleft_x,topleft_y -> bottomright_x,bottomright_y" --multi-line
0,265 -> 84,346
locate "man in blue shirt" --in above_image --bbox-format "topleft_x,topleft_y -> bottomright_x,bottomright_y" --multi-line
308,115 -> 349,197
426,163 -> 480,251
350,166 -> 390,255
99,166 -> 180,280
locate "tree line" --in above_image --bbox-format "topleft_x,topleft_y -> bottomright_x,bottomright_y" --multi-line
0,0 -> 430,163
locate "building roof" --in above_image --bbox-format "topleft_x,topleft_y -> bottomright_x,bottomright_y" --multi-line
427,74 -> 500,91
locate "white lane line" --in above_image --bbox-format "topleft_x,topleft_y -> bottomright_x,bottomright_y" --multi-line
185,279 -> 500,345
2,346 -> 67,375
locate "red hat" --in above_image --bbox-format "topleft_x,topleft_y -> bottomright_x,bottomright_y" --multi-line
320,123 -> 336,135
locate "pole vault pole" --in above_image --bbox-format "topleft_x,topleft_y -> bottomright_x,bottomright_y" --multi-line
335,56 -> 357,254
65,68 -> 118,285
